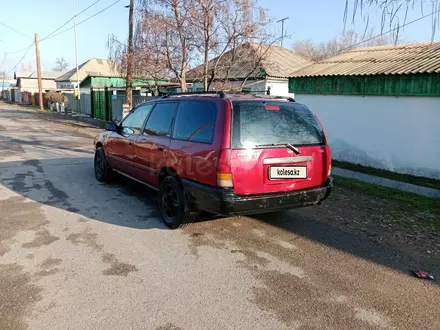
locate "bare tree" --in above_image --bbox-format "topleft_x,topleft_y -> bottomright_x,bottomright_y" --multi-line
132,12 -> 172,94
0,71 -> 8,80
345,0 -> 439,40
19,62 -> 33,72
189,0 -> 277,90
53,57 -> 69,72
109,0 -> 275,93
294,29 -> 398,61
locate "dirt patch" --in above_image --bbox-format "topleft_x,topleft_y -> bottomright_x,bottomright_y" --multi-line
251,268 -> 372,328
0,263 -> 42,330
0,196 -> 47,256
155,323 -> 182,330
35,268 -> 60,277
1,170 -> 44,195
40,257 -> 62,269
22,160 -> 44,173
22,229 -> 59,249
66,229 -> 103,251
299,185 -> 440,259
101,253 -> 138,277
0,141 -> 25,158
43,180 -> 71,208
187,231 -> 228,257
78,217 -> 89,223
35,257 -> 63,277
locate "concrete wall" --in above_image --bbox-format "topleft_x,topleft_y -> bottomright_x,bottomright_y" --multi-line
295,94 -> 440,179
266,79 -> 295,98
19,78 -> 56,91
190,80 -> 267,93
189,79 -> 295,98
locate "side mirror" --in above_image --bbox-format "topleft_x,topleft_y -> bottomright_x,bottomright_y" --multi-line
105,121 -> 118,132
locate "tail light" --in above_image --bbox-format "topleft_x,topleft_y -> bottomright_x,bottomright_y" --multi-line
314,114 -> 332,182
324,145 -> 332,183
217,148 -> 233,188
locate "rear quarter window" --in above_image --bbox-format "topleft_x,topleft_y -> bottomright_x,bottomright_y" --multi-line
173,100 -> 217,144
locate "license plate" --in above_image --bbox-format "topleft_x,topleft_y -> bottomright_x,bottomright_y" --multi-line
269,166 -> 307,179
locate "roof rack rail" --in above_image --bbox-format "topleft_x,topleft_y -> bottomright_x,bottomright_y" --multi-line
162,91 -> 225,98
250,94 -> 295,102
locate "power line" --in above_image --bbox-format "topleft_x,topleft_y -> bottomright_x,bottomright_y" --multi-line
41,0 -> 121,42
1,0 -> 101,62
1,0 -> 116,74
0,54 -> 6,73
0,21 -> 32,39
323,8 -> 440,61
6,43 -> 34,74
5,45 -> 33,55
40,0 -> 101,41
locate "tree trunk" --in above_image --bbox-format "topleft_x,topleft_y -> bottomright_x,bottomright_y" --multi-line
203,7 -> 209,91
125,0 -> 134,108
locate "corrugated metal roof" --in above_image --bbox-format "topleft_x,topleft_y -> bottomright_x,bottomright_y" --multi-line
55,58 -> 120,82
15,71 -> 62,79
290,42 -> 440,77
187,43 -> 312,80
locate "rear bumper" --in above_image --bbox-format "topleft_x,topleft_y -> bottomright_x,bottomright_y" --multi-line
183,177 -> 333,216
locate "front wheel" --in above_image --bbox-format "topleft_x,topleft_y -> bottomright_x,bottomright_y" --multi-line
159,176 -> 194,229
94,147 -> 112,182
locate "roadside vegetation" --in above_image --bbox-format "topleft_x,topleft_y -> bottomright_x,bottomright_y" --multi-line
333,160 -> 440,190
335,175 -> 440,233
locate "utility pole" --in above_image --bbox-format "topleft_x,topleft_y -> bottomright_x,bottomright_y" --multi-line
34,33 -> 44,111
277,17 -> 289,47
125,0 -> 134,110
73,0 -> 80,113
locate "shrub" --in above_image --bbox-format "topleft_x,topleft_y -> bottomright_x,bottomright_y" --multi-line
44,92 -> 68,105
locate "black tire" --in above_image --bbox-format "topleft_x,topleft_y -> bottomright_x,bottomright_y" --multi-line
94,146 -> 112,182
159,176 -> 194,229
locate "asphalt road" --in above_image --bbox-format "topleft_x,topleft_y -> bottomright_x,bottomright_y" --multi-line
0,105 -> 439,330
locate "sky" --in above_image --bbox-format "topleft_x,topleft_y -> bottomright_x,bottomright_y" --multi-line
0,0 -> 436,76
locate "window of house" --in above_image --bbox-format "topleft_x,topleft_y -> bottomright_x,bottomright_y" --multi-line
173,101 -> 217,144
144,102 -> 178,136
121,103 -> 154,135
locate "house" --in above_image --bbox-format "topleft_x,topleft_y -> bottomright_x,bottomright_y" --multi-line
14,71 -> 60,104
77,74 -> 176,121
55,58 -> 119,90
289,42 -> 440,179
186,43 -> 313,97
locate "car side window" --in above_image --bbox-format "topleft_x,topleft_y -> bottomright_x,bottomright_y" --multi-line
121,104 -> 154,135
173,100 -> 217,144
144,102 -> 178,137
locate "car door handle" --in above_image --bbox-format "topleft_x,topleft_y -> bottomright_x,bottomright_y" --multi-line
129,141 -> 134,146
157,147 -> 164,152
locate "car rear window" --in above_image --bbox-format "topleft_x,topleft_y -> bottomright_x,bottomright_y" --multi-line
231,101 -> 325,149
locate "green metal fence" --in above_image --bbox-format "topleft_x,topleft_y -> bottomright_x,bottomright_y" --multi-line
289,73 -> 440,97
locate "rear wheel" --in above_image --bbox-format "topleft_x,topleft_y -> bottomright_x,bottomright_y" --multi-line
94,146 -> 112,182
159,176 -> 194,229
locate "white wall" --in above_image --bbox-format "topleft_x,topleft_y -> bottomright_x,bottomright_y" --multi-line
296,94 -> 440,179
266,79 -> 295,98
190,80 -> 267,93
190,79 -> 295,98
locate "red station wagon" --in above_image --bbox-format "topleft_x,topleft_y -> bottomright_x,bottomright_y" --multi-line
93,92 -> 333,229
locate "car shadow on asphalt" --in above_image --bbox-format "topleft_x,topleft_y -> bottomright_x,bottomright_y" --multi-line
0,157 -> 167,230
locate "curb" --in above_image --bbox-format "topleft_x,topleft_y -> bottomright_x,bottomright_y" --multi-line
333,167 -> 440,198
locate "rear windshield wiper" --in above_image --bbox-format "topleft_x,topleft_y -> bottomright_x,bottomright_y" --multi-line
253,143 -> 301,155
